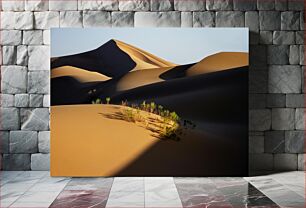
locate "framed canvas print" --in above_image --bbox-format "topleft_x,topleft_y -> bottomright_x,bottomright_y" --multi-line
50,28 -> 249,176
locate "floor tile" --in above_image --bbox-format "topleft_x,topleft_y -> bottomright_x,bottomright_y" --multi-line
174,177 -> 214,184
28,177 -> 70,192
106,191 -> 144,208
12,191 -> 61,203
9,201 -> 52,208
50,190 -> 109,208
211,177 -> 280,207
1,171 -> 24,186
268,171 -> 305,198
1,195 -> 20,208
145,177 -> 176,192
0,171 -> 304,208
1,182 -> 35,194
175,178 -> 232,208
65,177 -> 113,191
245,176 -> 305,208
111,178 -> 144,192
145,188 -> 183,208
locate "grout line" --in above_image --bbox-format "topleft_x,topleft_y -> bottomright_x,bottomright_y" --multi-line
104,177 -> 115,208
47,176 -> 72,207
143,177 -> 145,207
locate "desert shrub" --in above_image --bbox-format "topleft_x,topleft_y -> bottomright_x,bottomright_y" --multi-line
150,102 -> 156,113
117,100 -> 196,142
141,101 -> 146,111
145,104 -> 150,112
106,97 -> 111,104
159,123 -> 180,141
169,112 -> 179,122
122,107 -> 135,122
158,105 -> 163,115
121,100 -> 128,106
92,98 -> 102,104
163,110 -> 170,118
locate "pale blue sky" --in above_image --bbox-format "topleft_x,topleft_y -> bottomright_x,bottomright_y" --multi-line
51,28 -> 248,65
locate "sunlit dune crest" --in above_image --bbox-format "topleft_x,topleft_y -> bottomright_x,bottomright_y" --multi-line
114,39 -> 177,70
51,66 -> 111,82
188,52 -> 248,76
116,67 -> 173,91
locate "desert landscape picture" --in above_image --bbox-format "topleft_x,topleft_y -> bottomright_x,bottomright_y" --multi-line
51,28 -> 249,176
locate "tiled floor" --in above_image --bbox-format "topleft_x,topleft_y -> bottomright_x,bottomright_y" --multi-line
1,171 -> 304,208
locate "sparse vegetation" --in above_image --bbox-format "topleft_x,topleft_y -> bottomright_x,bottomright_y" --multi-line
94,98 -> 196,141
118,100 -> 195,141
150,102 -> 156,113
122,107 -> 135,122
92,98 -> 102,104
106,97 -> 111,104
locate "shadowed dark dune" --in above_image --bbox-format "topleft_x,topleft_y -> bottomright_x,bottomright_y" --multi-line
51,40 -> 136,78
111,67 -> 248,124
159,63 -> 195,80
51,76 -> 109,105
51,67 -> 248,124
114,122 -> 248,176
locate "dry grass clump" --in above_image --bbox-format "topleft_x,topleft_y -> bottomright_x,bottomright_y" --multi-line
120,100 -> 186,141
95,99 -> 196,141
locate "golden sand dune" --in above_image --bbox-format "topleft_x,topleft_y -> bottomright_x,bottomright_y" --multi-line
51,66 -> 111,82
115,52 -> 248,92
114,40 -> 177,70
187,52 -> 248,76
51,104 -> 171,176
51,104 -> 247,176
116,66 -> 173,91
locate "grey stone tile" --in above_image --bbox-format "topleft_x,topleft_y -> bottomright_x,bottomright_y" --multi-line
119,0 -> 150,11
0,108 -> 20,130
264,131 -> 285,153
259,11 -> 281,30
281,11 -> 300,30
31,153 -> 50,171
272,108 -> 295,130
249,109 -> 271,131
193,12 -> 215,27
274,153 -> 298,170
10,131 -> 38,153
249,136 -> 264,153
268,65 -> 301,93
174,0 -> 205,11
151,0 -> 173,11
286,94 -> 304,107
266,94 -> 285,108
3,154 -> 31,170
233,0 -> 256,10
267,45 -> 289,64
249,94 -> 266,109
206,0 -> 233,10
216,11 -> 244,27
295,108 -> 305,130
285,130 -> 304,153
249,154 -> 273,170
